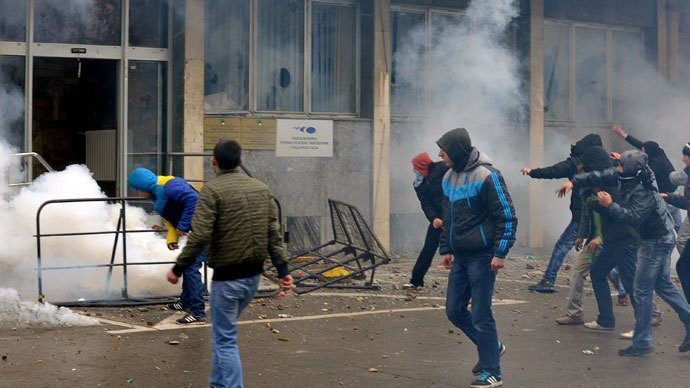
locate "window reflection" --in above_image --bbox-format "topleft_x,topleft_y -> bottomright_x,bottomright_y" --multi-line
311,3 -> 356,113
0,0 -> 26,42
129,0 -> 169,48
204,0 -> 250,111
34,0 -> 121,46
256,0 -> 304,112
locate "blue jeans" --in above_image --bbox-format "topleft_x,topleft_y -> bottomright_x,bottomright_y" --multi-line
209,275 -> 260,388
542,221 -> 578,282
181,250 -> 207,317
591,240 -> 639,328
632,235 -> 690,349
667,203 -> 683,233
446,253 -> 500,376
609,269 -> 627,295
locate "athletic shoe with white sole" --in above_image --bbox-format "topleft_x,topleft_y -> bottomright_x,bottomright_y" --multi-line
471,371 -> 503,387
619,329 -> 633,339
584,320 -> 614,331
177,314 -> 205,324
472,342 -> 506,376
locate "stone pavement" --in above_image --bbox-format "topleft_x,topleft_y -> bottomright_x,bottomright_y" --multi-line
1,253 -> 689,387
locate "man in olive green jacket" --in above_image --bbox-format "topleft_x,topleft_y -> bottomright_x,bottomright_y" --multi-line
167,139 -> 293,388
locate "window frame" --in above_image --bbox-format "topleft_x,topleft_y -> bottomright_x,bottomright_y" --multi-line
204,0 -> 360,118
544,19 -> 644,125
390,5 -> 518,119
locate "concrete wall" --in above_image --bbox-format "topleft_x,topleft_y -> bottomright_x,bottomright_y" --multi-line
204,119 -> 373,256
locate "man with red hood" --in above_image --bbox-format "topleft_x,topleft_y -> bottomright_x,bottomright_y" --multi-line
404,152 -> 449,289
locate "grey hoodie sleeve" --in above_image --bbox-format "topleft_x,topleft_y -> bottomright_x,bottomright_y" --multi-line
669,170 -> 688,187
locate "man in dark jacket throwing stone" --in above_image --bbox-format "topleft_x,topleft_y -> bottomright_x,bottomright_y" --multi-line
167,139 -> 293,387
437,128 -> 517,388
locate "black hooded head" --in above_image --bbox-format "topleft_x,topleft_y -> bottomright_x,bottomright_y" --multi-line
437,128 -> 472,172
618,150 -> 648,178
683,142 -> 690,157
642,141 -> 662,158
581,146 -> 612,173
570,133 -> 603,157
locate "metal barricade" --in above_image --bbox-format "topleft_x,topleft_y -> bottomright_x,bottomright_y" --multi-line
261,199 -> 391,295
35,197 -> 199,306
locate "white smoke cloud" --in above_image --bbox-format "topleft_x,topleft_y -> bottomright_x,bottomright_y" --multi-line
390,0 -> 542,246
0,287 -> 99,328
0,155 -> 185,302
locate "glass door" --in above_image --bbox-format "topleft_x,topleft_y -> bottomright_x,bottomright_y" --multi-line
126,60 -> 167,187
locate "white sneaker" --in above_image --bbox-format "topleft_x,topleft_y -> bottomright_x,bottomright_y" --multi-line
402,283 -> 416,290
583,320 -> 614,331
619,329 -> 634,340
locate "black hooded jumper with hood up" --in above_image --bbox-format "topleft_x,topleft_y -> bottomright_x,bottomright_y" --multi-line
572,150 -> 674,241
528,134 -> 603,223
436,128 -> 517,258
624,135 -> 677,194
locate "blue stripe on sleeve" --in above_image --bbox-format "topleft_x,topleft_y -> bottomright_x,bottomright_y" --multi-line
490,172 -> 513,255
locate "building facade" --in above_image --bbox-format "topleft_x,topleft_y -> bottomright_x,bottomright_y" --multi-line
1,0 -> 689,254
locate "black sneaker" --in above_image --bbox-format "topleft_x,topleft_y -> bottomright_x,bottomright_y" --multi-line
679,333 -> 690,353
472,342 -> 506,376
176,314 -> 205,324
618,345 -> 653,357
470,371 -> 503,387
168,302 -> 185,311
528,279 -> 555,293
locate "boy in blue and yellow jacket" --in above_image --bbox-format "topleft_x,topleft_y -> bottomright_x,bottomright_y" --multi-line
129,167 -> 206,323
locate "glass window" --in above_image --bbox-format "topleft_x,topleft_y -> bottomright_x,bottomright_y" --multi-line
34,0 -> 121,46
0,0 -> 26,42
574,27 -> 607,122
311,3 -> 357,113
256,0 -> 304,112
204,0 -> 250,112
391,10 -> 425,116
544,23 -> 571,120
129,0 -> 169,48
612,30 -> 643,121
0,55 -> 25,150
127,61 -> 167,179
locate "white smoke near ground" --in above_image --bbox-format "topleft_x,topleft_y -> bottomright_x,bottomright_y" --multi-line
0,67 -> 183,306
0,153 -> 184,303
0,287 -> 98,328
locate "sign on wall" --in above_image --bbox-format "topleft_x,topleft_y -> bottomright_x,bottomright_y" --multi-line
276,119 -> 333,157
203,118 -> 276,150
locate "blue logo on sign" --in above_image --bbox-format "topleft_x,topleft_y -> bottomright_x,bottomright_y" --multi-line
294,127 -> 317,134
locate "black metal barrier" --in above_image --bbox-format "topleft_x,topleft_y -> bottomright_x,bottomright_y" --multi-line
35,197 -> 208,306
261,199 -> 391,296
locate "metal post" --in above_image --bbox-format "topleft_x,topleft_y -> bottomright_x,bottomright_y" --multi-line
121,199 -> 129,299
104,209 -> 124,295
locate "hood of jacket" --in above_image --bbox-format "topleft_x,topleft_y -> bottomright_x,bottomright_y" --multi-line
437,128 -> 472,172
619,150 -> 648,178
570,133 -> 603,157
581,146 -> 612,172
128,168 -> 158,193
461,148 -> 493,172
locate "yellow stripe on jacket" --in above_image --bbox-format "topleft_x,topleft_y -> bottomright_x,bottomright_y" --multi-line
156,176 -> 177,246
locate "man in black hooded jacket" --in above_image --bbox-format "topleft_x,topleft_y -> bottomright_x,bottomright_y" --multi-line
612,124 -> 682,231
560,150 -> 690,356
437,127 -> 517,388
521,133 -> 603,293
662,142 -> 690,301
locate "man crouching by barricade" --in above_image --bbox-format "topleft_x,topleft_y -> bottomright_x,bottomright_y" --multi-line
437,127 -> 517,388
167,139 -> 293,388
